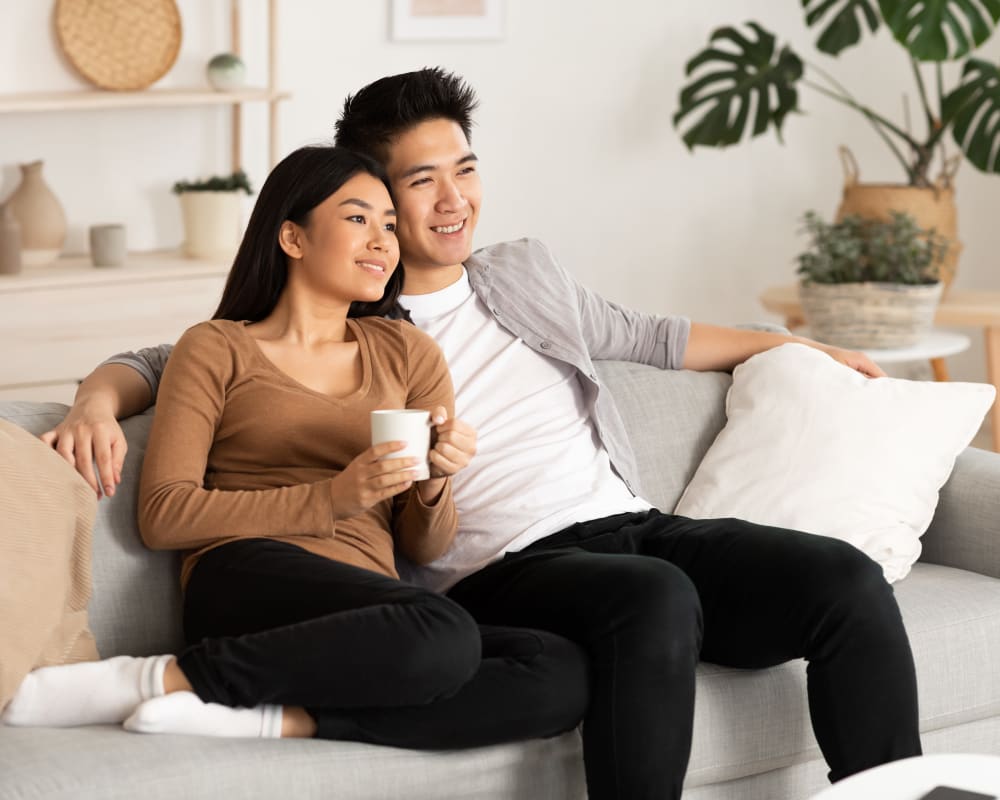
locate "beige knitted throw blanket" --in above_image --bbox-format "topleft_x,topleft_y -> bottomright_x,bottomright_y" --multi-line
0,419 -> 99,710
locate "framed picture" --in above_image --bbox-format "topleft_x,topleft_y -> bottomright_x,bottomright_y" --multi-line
390,0 -> 504,41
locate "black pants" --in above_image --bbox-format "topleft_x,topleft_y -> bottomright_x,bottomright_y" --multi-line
176,539 -> 589,750
447,510 -> 922,800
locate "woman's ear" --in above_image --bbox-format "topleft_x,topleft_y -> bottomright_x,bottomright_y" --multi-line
278,221 -> 304,259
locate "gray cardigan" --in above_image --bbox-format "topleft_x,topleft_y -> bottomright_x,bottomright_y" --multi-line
104,237 -> 690,500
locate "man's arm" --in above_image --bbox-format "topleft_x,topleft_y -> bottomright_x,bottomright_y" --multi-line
517,240 -> 884,378
40,344 -> 172,498
682,323 -> 886,377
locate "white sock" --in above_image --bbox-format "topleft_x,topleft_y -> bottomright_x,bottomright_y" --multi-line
1,654 -> 171,728
123,692 -> 283,739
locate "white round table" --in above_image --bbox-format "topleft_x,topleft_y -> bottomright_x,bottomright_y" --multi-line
860,330 -> 971,366
799,328 -> 971,380
810,754 -> 1000,799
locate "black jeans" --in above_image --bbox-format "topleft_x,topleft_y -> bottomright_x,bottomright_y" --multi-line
176,539 -> 589,750
447,510 -> 922,800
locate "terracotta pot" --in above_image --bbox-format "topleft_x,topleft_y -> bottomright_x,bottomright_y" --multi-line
6,161 -> 67,267
835,147 -> 961,291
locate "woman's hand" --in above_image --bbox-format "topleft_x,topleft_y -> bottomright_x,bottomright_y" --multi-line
428,406 -> 477,479
329,441 -> 419,520
39,397 -> 127,498
818,344 -> 887,378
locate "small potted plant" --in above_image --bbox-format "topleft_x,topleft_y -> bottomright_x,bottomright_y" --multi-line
796,210 -> 950,348
172,170 -> 253,260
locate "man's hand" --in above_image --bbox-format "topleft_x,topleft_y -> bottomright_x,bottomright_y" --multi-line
428,406 -> 477,478
818,344 -> 887,378
39,397 -> 127,499
328,441 -> 418,520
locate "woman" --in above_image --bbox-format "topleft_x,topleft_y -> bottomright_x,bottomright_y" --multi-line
2,146 -> 588,746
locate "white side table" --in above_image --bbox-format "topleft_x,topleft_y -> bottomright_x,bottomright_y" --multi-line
810,754 -> 1000,800
798,329 -> 971,381
861,330 -> 971,381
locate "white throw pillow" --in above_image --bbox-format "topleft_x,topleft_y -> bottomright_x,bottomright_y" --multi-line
673,343 -> 996,582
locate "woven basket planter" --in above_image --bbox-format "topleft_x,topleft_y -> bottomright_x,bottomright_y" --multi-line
836,147 -> 962,291
799,281 -> 943,349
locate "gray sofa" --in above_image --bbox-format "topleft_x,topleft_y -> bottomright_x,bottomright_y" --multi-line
2,361 -> 1000,799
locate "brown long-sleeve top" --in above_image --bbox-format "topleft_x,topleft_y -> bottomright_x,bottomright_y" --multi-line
137,317 -> 456,590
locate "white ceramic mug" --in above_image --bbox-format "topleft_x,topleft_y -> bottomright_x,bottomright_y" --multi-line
370,409 -> 431,481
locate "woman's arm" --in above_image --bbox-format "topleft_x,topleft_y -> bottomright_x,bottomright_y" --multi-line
391,329 -> 462,565
138,324 -> 338,551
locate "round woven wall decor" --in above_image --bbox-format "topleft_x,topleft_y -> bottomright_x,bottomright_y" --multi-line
55,0 -> 182,91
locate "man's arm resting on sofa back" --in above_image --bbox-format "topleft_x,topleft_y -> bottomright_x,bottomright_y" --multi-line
682,323 -> 887,377
920,447 -> 1000,578
40,348 -> 165,499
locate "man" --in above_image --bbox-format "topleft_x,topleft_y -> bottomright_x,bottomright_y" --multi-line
44,69 -> 919,799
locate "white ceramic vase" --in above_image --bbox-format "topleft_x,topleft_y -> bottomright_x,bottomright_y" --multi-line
7,161 -> 67,267
178,191 -> 242,260
206,53 -> 246,91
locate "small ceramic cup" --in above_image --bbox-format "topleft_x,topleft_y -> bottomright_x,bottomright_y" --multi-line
89,224 -> 126,268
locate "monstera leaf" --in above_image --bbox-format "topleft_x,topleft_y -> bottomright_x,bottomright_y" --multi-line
803,0 -> 881,55
879,0 -> 1000,61
942,58 -> 1000,172
674,23 -> 804,149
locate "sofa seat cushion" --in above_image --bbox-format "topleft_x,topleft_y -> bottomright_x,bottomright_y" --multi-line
685,562 -> 1000,787
0,725 -> 585,800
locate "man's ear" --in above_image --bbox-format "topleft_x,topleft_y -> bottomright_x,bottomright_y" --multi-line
278,220 -> 304,259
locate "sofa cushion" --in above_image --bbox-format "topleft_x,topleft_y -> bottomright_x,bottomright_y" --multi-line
0,724 -> 585,800
595,361 -> 731,509
673,344 -> 995,582
0,403 -> 184,659
684,562 -> 1000,786
0,419 -> 99,708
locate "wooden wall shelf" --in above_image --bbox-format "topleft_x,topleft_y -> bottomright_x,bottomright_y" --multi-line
0,88 -> 290,114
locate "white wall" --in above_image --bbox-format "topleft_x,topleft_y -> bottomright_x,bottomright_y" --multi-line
3,0 -> 998,381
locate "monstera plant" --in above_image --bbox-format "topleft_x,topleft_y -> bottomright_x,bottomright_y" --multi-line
673,0 -> 1000,187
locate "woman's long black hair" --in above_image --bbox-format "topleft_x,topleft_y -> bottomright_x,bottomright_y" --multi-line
212,145 -> 404,322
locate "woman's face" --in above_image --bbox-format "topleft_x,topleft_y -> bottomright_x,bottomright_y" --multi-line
287,172 -> 399,306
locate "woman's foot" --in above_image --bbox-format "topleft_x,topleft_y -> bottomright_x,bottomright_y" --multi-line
1,655 -> 173,727
124,692 -> 284,738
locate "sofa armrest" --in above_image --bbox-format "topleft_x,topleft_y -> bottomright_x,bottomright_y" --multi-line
919,446 -> 1000,578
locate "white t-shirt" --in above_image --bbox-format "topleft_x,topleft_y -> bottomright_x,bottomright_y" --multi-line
398,269 -> 651,592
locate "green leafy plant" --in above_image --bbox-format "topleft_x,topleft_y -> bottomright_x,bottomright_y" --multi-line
172,169 -> 253,194
797,210 -> 950,284
673,2 -> 1000,186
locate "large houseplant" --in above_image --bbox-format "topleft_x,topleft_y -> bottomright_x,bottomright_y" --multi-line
673,1 -> 1000,285
173,169 -> 253,260
796,209 -> 950,348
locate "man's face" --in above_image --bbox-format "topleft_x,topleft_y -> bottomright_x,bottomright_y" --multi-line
383,118 -> 482,288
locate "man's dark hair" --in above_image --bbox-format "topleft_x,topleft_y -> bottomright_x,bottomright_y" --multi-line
334,67 -> 479,163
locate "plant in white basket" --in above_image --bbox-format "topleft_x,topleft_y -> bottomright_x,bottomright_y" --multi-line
796,210 -> 950,349
172,170 -> 253,260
